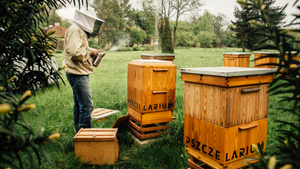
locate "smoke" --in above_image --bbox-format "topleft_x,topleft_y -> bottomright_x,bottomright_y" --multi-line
109,34 -> 131,52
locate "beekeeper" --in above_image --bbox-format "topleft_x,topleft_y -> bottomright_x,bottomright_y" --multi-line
63,7 -> 104,133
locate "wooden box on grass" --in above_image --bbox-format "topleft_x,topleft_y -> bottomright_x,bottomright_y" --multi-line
74,128 -> 119,165
127,60 -> 176,113
184,115 -> 268,168
179,67 -> 276,127
254,52 -> 279,68
223,52 -> 252,67
140,53 -> 176,63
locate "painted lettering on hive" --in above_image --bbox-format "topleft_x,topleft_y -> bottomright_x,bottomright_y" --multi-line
185,136 -> 264,162
127,98 -> 174,111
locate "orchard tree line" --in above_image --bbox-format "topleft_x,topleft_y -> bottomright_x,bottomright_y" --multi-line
48,0 -> 286,51
78,0 -> 285,50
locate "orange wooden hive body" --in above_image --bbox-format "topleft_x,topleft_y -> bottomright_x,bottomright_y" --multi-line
253,52 -> 279,68
180,67 -> 276,169
223,52 -> 251,67
74,128 -> 119,165
127,60 -> 176,140
127,60 -> 177,113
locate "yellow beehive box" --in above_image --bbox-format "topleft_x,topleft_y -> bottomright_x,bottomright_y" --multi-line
223,52 -> 251,67
180,67 -> 275,127
254,52 -> 279,68
74,128 -> 119,165
127,60 -> 177,113
184,115 -> 268,167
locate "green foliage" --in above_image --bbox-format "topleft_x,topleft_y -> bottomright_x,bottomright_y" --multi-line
93,0 -> 131,46
88,37 -> 98,49
0,0 -> 87,168
133,1 -> 156,38
0,0 -> 74,93
161,18 -> 174,54
60,18 -> 72,29
197,31 -> 218,48
129,27 -> 147,45
132,46 -> 140,51
236,0 -> 300,168
231,0 -> 285,51
176,31 -> 198,47
0,90 -> 56,168
144,45 -> 154,51
192,10 -> 214,35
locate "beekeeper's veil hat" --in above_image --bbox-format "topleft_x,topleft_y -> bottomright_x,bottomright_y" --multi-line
73,7 -> 104,36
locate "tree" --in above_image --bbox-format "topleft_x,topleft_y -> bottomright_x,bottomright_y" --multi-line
197,31 -> 217,48
0,0 -> 86,168
93,0 -> 132,47
134,0 -> 156,44
212,13 -> 227,37
192,10 -> 214,35
236,0 -> 300,168
172,0 -> 203,47
231,0 -> 285,51
161,18 -> 174,53
61,18 -> 72,29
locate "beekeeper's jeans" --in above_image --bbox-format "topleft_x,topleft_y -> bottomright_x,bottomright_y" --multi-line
66,74 -> 94,133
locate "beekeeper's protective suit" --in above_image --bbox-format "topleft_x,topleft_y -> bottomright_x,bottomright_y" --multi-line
63,7 -> 104,133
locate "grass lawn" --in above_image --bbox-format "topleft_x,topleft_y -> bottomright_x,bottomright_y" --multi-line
19,47 -> 287,168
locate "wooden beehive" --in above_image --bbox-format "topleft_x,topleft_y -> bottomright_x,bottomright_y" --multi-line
223,52 -> 252,67
184,115 -> 268,167
74,128 -> 119,165
180,67 -> 276,168
283,51 -> 299,68
140,53 -> 176,63
180,67 -> 275,127
254,52 -> 279,68
127,60 -> 176,113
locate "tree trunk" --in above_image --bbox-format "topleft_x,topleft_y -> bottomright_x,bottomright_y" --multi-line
173,26 -> 177,47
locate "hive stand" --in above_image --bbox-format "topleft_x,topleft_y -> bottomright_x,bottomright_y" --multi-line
128,117 -> 168,140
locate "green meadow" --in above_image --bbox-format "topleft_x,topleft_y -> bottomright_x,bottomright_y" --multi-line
21,47 -> 287,168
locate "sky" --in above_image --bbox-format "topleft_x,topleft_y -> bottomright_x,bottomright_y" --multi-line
58,0 -> 298,24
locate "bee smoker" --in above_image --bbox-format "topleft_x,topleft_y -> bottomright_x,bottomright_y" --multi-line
92,51 -> 105,67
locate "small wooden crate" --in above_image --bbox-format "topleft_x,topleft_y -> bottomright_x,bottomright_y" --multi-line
223,52 -> 251,67
180,67 -> 275,127
184,115 -> 267,167
141,53 -> 176,63
127,60 -> 177,113
74,128 -> 119,165
254,52 -> 279,68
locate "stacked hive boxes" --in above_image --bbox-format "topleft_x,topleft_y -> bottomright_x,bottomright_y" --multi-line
127,60 -> 177,140
179,67 -> 276,169
223,52 -> 252,67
